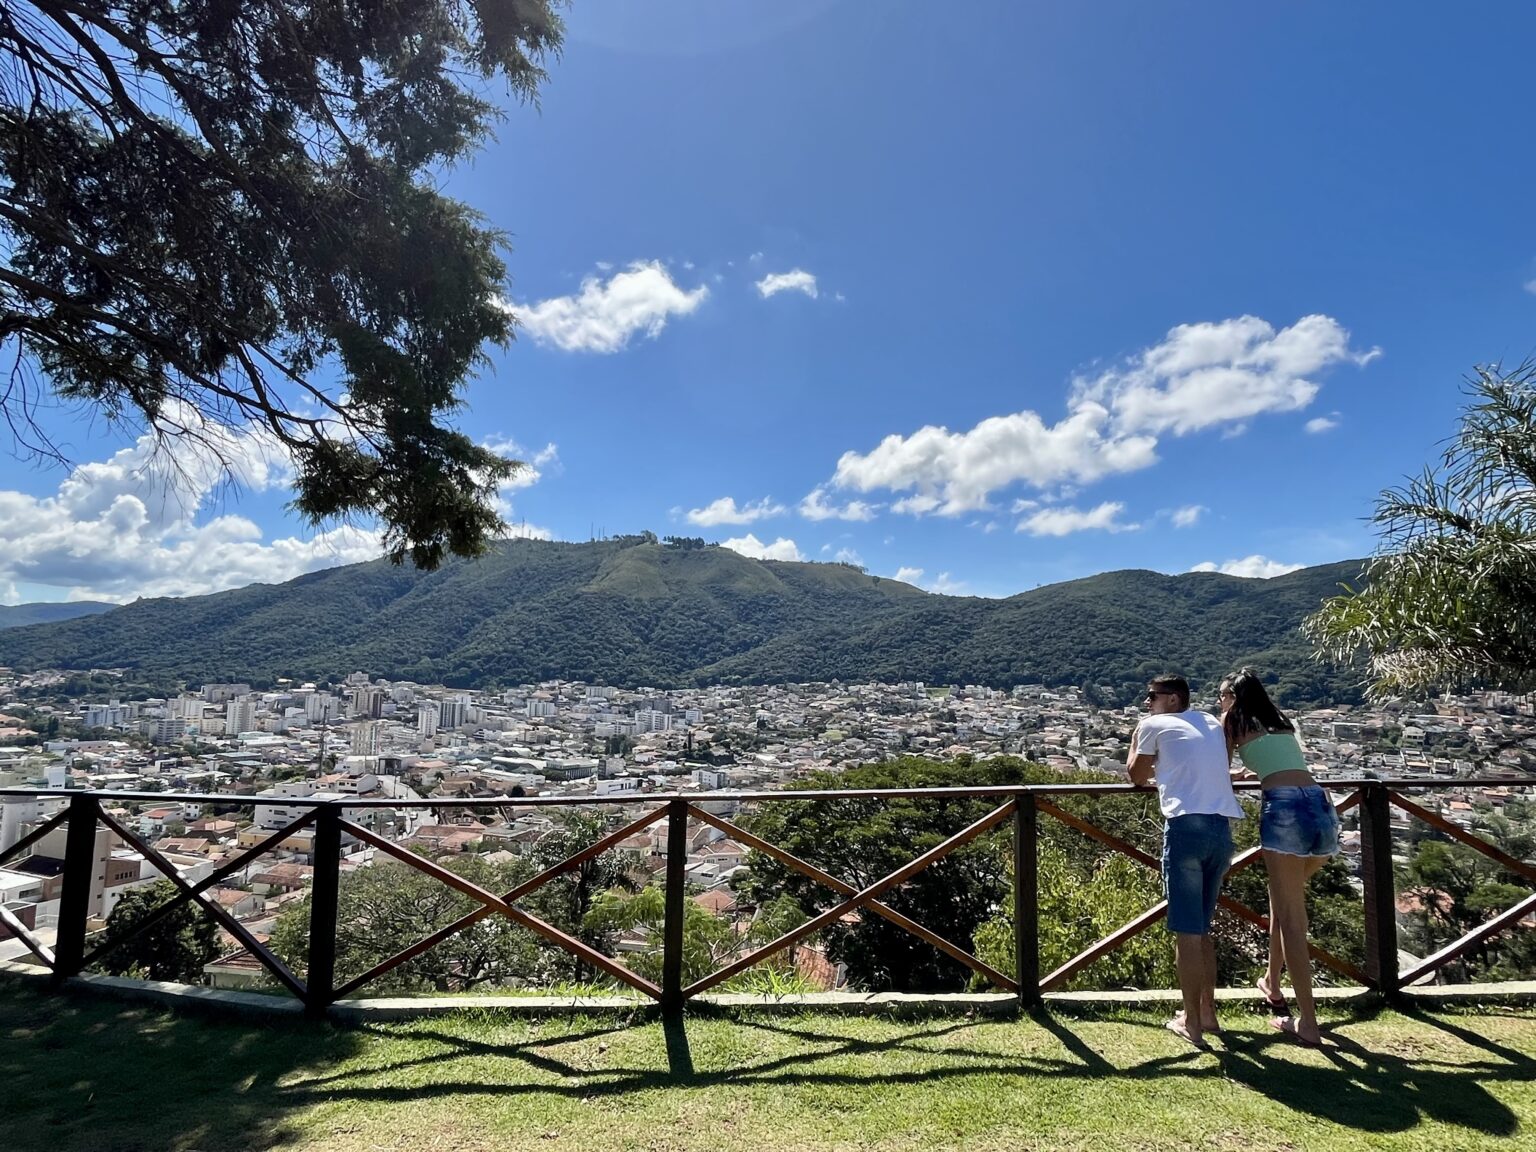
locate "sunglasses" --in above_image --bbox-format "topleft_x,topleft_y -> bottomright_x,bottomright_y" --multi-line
1144,690 -> 1177,701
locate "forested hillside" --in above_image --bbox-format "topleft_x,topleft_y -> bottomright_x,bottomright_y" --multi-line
0,537 -> 1366,704
0,601 -> 115,630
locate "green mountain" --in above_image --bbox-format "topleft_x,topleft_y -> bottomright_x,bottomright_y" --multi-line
0,601 -> 116,630
0,538 -> 1367,704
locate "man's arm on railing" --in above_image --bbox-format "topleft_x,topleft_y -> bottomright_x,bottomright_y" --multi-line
1126,734 -> 1156,788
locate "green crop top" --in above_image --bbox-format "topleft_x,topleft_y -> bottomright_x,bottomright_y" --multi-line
1237,731 -> 1307,779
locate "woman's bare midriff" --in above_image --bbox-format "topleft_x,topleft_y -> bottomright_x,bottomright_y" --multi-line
1260,769 -> 1316,789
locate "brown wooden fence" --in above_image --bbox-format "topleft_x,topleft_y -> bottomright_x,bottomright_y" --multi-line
1,779 -> 1531,1015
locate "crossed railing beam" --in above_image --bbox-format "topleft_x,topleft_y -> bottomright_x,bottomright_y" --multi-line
3,777 -> 1532,1011
684,799 -> 1016,997
80,809 -> 319,984
1035,792 -> 1368,991
0,806 -> 70,968
94,808 -> 309,997
337,818 -> 663,1000
1386,792 -> 1536,986
689,805 -> 1018,993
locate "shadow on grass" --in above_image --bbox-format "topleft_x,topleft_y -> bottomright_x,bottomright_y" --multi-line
1213,1018 -> 1526,1136
662,1011 -> 694,1077
2,976 -> 1529,1150
0,979 -> 364,1152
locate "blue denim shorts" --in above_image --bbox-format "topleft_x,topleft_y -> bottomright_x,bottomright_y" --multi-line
1162,813 -> 1233,935
1260,786 -> 1341,857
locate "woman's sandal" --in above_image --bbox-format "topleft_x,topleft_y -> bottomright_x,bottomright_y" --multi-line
1272,1016 -> 1324,1047
1256,975 -> 1290,1016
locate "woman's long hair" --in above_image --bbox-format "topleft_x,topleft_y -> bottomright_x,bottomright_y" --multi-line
1220,668 -> 1294,745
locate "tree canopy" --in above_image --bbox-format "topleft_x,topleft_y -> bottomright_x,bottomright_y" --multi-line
1305,363 -> 1536,697
0,0 -> 563,567
270,853 -> 548,993
733,757 -> 1049,992
93,879 -> 220,983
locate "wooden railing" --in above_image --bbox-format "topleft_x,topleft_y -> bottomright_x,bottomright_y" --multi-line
1,779 -> 1532,1015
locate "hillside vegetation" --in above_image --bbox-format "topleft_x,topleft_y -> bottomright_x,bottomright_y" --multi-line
0,538 -> 1365,703
0,602 -> 114,630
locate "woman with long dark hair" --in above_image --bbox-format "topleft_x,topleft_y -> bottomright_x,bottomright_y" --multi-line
1218,669 -> 1339,1046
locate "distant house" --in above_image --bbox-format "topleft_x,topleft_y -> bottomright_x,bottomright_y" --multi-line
405,825 -> 481,854
693,889 -> 737,917
250,863 -> 312,895
137,807 -> 180,838
189,818 -> 240,838
694,840 -> 748,871
203,945 -> 271,990
153,837 -> 218,858
614,833 -> 656,861
209,888 -> 263,918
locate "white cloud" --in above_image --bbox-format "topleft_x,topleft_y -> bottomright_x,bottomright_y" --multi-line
818,314 -> 1375,517
1191,555 -> 1304,579
685,496 -> 786,527
475,436 -> 558,526
1525,278 -> 1536,296
1305,415 -> 1340,434
1073,314 -> 1378,438
719,533 -> 803,562
480,437 -> 559,493
755,269 -> 819,300
799,487 -> 879,522
1017,501 -> 1137,537
0,422 -> 385,603
833,548 -> 863,565
0,414 -> 563,603
509,261 -> 708,353
892,493 -> 944,516
831,404 -> 1159,517
890,565 -> 965,594
928,572 -> 967,595
1170,504 -> 1206,528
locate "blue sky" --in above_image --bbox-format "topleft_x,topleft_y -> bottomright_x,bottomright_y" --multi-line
4,0 -> 1535,603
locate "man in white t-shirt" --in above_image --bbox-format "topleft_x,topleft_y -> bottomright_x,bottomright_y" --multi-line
1127,674 -> 1242,1049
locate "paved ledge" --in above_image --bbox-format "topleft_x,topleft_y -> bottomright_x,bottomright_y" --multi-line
5,960 -> 1533,1021
1399,980 -> 1536,1005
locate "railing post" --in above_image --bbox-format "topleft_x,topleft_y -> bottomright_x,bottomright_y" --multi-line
1360,783 -> 1399,999
661,798 -> 688,1015
52,793 -> 100,982
304,803 -> 342,1017
1013,795 -> 1040,1007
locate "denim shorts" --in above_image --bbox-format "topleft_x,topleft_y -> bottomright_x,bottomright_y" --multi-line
1260,786 -> 1341,857
1162,813 -> 1233,935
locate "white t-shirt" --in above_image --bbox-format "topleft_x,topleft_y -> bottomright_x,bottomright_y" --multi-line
1133,709 -> 1243,820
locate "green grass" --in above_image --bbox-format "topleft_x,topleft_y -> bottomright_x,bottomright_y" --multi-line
3,979 -> 1535,1151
